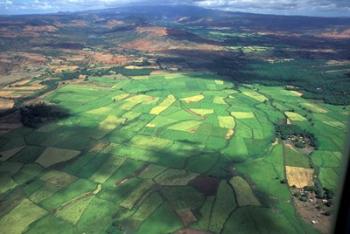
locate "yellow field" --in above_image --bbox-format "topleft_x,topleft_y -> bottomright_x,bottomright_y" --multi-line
189,108 -> 214,117
213,96 -> 226,105
150,95 -> 176,115
230,176 -> 260,206
181,94 -> 204,104
285,112 -> 307,122
242,90 -> 268,102
231,112 -> 255,119
36,147 -> 81,168
285,166 -> 314,188
168,120 -> 202,133
99,115 -> 126,131
218,116 -> 235,129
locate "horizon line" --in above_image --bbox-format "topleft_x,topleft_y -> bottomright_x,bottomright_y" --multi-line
1,4 -> 350,19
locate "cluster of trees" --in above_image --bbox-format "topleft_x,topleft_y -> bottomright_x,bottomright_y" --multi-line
80,68 -> 112,77
20,102 -> 69,128
275,123 -> 318,148
111,67 -> 153,76
304,181 -> 334,201
58,70 -> 81,80
58,66 -> 154,80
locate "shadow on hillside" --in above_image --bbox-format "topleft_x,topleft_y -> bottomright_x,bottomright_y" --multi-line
0,112 -> 308,234
19,102 -> 71,128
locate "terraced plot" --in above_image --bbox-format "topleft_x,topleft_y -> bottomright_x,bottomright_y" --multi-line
0,71 -> 348,234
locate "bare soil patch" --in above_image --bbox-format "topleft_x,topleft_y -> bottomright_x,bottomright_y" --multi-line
136,26 -> 168,37
293,191 -> 332,234
92,52 -> 132,65
122,39 -> 224,53
0,98 -> 15,113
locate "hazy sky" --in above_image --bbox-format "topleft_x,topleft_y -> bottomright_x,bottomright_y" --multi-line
1,0 -> 350,17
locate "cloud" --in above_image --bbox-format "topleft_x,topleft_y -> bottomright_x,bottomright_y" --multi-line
0,0 -> 349,16
194,0 -> 350,16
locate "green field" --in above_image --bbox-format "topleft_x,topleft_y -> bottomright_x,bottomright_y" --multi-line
0,71 -> 348,234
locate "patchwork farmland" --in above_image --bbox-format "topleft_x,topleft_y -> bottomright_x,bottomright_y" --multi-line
0,70 -> 348,233
1,3 -> 350,233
